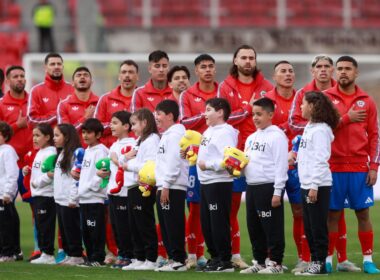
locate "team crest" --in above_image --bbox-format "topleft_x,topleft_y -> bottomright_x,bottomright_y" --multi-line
72,106 -> 79,111
42,97 -> 49,103
111,102 -> 118,107
147,97 -> 154,102
260,91 -> 266,97
356,100 -> 365,108
194,97 -> 202,102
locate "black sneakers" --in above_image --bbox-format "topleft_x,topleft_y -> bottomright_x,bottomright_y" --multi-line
203,260 -> 234,273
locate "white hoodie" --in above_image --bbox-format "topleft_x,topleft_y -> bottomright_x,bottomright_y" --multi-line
108,137 -> 137,196
156,124 -> 189,191
0,144 -> 19,201
244,125 -> 288,196
78,143 -> 109,204
53,152 -> 78,207
31,146 -> 56,197
197,123 -> 238,184
297,122 -> 334,190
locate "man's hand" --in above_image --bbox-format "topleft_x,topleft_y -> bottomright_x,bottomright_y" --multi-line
348,106 -> 366,122
366,170 -> 377,186
16,110 -> 27,128
84,105 -> 96,119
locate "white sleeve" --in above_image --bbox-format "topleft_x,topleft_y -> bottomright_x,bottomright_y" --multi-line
162,134 -> 183,188
4,149 -> 19,198
89,149 -> 108,192
32,151 -> 56,189
272,134 -> 289,196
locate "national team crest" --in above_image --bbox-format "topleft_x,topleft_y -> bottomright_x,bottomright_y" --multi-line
356,100 -> 365,108
260,91 -> 266,97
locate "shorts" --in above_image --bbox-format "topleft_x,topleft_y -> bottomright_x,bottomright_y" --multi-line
187,165 -> 200,203
330,172 -> 374,210
232,176 -> 247,193
285,168 -> 301,204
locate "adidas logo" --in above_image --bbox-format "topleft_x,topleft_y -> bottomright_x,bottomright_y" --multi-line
332,99 -> 339,105
147,97 -> 154,102
194,97 -> 202,102
72,106 -> 79,111
365,197 -> 373,204
42,97 -> 49,103
229,91 -> 234,97
111,102 -> 118,107
7,106 -> 14,111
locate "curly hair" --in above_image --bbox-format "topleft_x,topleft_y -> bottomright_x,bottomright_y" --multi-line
304,91 -> 340,129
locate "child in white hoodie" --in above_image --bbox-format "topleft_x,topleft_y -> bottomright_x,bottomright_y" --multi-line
295,91 -> 339,276
242,97 -> 288,274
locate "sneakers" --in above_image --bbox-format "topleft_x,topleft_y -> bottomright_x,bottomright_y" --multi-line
203,261 -> 234,273
156,261 -> 187,272
28,250 -> 41,262
295,261 -> 327,276
156,255 -> 168,268
122,259 -> 145,270
258,260 -> 284,274
14,251 -> 24,261
30,253 -> 56,264
0,256 -> 16,263
337,260 -> 361,272
104,252 -> 116,265
77,261 -> 106,267
186,256 -> 197,269
62,256 -> 85,266
292,260 -> 310,273
325,261 -> 333,273
363,261 -> 380,274
55,250 -> 66,264
240,261 -> 266,274
231,255 -> 249,269
111,258 -> 132,269
137,260 -> 157,270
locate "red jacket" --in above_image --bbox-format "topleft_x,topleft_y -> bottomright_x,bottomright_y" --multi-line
325,84 -> 380,172
27,75 -> 74,126
179,82 -> 218,134
57,92 -> 99,146
289,79 -> 336,133
0,92 -> 33,167
217,73 -> 273,149
95,86 -> 132,147
130,80 -> 173,112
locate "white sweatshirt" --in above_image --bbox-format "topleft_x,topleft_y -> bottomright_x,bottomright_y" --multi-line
197,123 -> 238,184
126,133 -> 160,182
155,124 -> 189,191
78,143 -> 109,204
31,146 -> 56,197
244,125 -> 288,196
108,137 -> 138,196
53,152 -> 79,207
0,144 -> 19,201
297,122 -> 334,190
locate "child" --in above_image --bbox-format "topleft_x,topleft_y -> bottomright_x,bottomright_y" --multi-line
196,98 -> 238,272
121,108 -> 160,271
53,124 -> 84,265
0,122 -> 20,263
27,124 -> 56,264
241,97 -> 288,274
154,100 -> 189,272
107,111 -> 136,269
77,118 -> 109,267
295,91 -> 339,275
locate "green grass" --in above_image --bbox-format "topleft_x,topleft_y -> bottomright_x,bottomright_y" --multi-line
1,201 -> 379,280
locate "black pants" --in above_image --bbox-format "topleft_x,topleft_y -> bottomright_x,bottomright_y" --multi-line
32,196 -> 56,255
246,184 -> 285,265
38,27 -> 55,52
200,182 -> 232,262
0,200 -> 20,256
56,204 -> 83,257
80,203 -> 106,262
128,187 -> 157,262
302,187 -> 331,262
156,189 -> 187,263
109,195 -> 133,259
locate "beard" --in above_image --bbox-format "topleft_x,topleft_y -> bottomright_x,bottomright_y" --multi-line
237,65 -> 254,76
49,73 -> 63,81
338,78 -> 354,89
11,84 -> 25,94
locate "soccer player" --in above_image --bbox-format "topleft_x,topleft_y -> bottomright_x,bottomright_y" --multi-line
167,65 -> 191,101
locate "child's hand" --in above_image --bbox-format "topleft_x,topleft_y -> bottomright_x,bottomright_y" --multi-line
70,170 -> 80,181
68,202 -> 77,208
3,195 -> 11,204
47,171 -> 54,179
271,195 -> 281,208
288,151 -> 297,166
308,189 -> 318,203
198,160 -> 206,171
122,162 -> 128,171
160,188 -> 170,205
179,150 -> 186,159
96,169 -> 110,178
124,149 -> 137,160
22,166 -> 30,176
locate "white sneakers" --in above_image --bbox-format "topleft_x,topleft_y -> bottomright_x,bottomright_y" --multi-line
30,253 -> 56,265
122,259 -> 145,270
61,256 -> 85,266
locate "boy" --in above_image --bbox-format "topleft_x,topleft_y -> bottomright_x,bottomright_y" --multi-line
77,118 -> 109,267
0,122 -> 20,262
197,98 -> 238,272
241,97 -> 288,274
154,100 -> 189,272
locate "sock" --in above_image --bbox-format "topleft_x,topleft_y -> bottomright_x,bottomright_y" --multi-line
328,232 -> 339,257
358,230 -> 373,257
326,255 -> 333,264
363,255 -> 373,263
157,224 -> 167,258
230,192 -> 241,255
336,212 -> 347,263
293,215 -> 303,259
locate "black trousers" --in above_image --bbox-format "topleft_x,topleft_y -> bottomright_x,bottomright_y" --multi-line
246,184 -> 285,265
0,200 -> 20,256
56,204 -> 83,257
156,189 -> 187,263
302,187 -> 331,262
80,203 -> 106,262
32,196 -> 56,255
38,27 -> 55,52
127,187 -> 157,262
200,182 -> 232,263
109,195 -> 133,259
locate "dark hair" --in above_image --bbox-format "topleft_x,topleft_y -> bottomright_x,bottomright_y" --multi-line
253,97 -> 275,113
44,53 -> 63,65
0,121 -> 13,142
311,55 -> 333,67
0,68 -> 4,85
72,66 -> 92,80
148,50 -> 169,63
230,44 -> 259,79
112,111 -> 132,132
336,55 -> 358,68
6,65 -> 25,77
120,60 -> 139,73
167,65 -> 190,82
56,123 -> 82,173
194,54 -> 215,66
205,98 -> 231,121
274,60 -> 292,70
35,123 -> 54,146
82,118 -> 104,135
304,91 -> 340,129
131,108 -> 158,144
156,100 -> 179,122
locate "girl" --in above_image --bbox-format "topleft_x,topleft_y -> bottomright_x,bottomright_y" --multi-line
53,124 -> 84,266
27,124 -> 56,264
121,108 -> 160,271
296,91 -> 340,275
